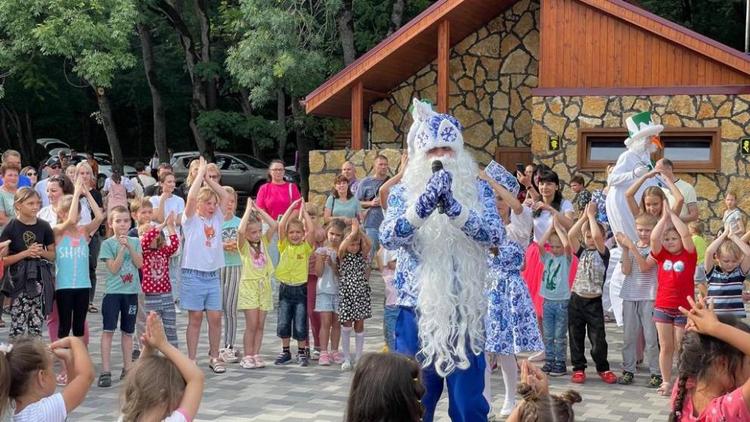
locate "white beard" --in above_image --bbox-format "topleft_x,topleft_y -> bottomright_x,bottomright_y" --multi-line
401,149 -> 489,376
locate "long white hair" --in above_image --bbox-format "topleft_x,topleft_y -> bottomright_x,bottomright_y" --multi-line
402,148 -> 489,377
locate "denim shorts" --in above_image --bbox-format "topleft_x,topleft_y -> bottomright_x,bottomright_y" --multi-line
315,292 -> 339,313
102,293 -> 138,334
653,307 -> 687,327
277,283 -> 308,341
180,269 -> 222,312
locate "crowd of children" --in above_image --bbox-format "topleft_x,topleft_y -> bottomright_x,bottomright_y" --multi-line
1,149 -> 750,421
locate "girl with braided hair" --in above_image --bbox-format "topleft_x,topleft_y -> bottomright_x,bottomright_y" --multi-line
670,295 -> 750,421
506,360 -> 581,421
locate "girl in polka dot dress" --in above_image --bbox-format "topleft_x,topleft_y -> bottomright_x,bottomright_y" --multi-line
337,219 -> 372,371
138,211 -> 180,346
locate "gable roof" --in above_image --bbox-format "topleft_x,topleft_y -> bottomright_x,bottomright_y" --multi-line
304,0 -> 750,119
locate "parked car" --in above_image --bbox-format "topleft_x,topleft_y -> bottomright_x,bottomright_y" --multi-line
36,138 -> 137,188
170,151 -> 300,196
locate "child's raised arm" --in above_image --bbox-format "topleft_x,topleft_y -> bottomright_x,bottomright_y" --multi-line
568,212 -> 587,253
54,180 -> 84,236
553,215 -> 572,258
82,183 -> 105,236
625,170 -> 657,218
660,174 -> 685,215
50,336 -> 95,413
184,157 -> 207,219
616,233 -> 633,276
202,169 -> 231,211
143,311 -> 204,419
585,202 -> 606,254
537,221 -> 555,258
650,204 -> 670,255
339,225 -> 357,258
251,199 -> 277,243
278,198 -> 302,243
479,169 -> 523,215
300,198 -> 315,246
704,228 -> 729,273
728,230 -> 750,274
669,205 -> 694,252
680,296 -> 750,410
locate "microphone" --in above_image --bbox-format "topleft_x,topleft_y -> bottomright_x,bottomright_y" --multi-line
431,160 -> 445,214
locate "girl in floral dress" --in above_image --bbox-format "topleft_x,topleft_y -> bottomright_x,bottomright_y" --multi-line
337,219 -> 371,371
481,163 -> 544,418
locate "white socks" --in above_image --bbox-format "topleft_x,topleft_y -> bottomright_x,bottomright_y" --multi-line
341,326 -> 352,360
355,332 -> 365,362
498,354 -> 518,415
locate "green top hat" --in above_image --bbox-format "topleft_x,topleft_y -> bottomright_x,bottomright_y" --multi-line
625,111 -> 664,140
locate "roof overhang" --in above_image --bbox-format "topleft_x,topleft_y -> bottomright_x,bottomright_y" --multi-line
304,0 -> 515,119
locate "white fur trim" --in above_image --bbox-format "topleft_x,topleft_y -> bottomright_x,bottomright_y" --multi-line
405,204 -> 427,228
449,203 -> 469,228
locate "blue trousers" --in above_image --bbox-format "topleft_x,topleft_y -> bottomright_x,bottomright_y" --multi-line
395,307 -> 488,422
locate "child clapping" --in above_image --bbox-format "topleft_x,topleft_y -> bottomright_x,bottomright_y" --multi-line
119,312 -> 204,422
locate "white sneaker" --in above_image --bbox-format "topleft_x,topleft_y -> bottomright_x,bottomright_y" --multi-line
219,348 -> 239,364
311,350 -> 320,361
341,359 -> 353,371
528,351 -> 546,362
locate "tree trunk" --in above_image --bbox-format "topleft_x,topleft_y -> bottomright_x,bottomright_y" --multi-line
387,0 -> 405,35
137,22 -> 169,163
337,0 -> 356,65
239,88 -> 260,157
276,88 -> 287,159
95,88 -> 124,170
22,110 -> 34,164
193,0 -> 218,110
291,100 -> 309,198
0,110 -> 11,150
151,0 -> 209,154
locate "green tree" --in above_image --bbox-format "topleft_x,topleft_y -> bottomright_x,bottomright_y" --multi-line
0,0 -> 138,168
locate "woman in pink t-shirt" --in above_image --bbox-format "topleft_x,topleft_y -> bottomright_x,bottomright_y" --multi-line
255,160 -> 300,265
670,296 -> 750,421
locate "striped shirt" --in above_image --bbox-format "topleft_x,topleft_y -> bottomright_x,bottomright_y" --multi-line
12,392 -> 66,422
620,244 -> 657,301
706,265 -> 746,318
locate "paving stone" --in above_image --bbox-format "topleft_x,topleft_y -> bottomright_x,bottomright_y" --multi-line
0,268 -> 677,420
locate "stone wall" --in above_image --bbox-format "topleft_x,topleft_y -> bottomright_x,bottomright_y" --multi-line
531,94 -> 750,233
307,148 -> 403,211
369,0 -> 539,164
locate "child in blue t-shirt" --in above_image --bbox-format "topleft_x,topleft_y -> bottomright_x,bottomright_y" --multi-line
537,214 -> 572,377
97,205 -> 143,388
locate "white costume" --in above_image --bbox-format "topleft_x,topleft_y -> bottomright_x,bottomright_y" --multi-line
604,112 -> 663,325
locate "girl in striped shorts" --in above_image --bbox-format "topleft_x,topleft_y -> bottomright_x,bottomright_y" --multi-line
220,186 -> 243,363
138,212 -> 180,346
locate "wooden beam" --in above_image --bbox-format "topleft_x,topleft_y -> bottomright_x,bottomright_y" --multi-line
437,19 -> 450,113
351,80 -> 364,150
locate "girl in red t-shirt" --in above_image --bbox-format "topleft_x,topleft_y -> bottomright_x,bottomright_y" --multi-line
650,204 -> 697,395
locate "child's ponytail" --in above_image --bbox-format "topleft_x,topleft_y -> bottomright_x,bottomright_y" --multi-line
0,343 -> 12,419
669,375 -> 690,422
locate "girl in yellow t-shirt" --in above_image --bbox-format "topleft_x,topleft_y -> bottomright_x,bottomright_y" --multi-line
237,198 -> 277,369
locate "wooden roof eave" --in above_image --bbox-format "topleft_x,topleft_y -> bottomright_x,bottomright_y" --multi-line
579,0 -> 750,77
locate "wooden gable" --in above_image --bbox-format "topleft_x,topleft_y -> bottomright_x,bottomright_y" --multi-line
538,0 -> 750,92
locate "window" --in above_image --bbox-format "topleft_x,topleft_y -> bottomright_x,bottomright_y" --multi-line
577,127 -> 721,172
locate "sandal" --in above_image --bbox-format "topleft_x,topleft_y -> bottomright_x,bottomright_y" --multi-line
97,372 -> 112,388
88,304 -> 99,313
240,355 -> 256,369
209,358 -> 226,374
56,373 -> 68,386
657,381 -> 671,396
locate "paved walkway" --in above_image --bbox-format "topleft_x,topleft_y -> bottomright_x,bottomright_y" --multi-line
3,269 -> 674,421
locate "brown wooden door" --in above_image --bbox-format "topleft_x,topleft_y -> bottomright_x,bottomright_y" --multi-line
494,146 -> 533,173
